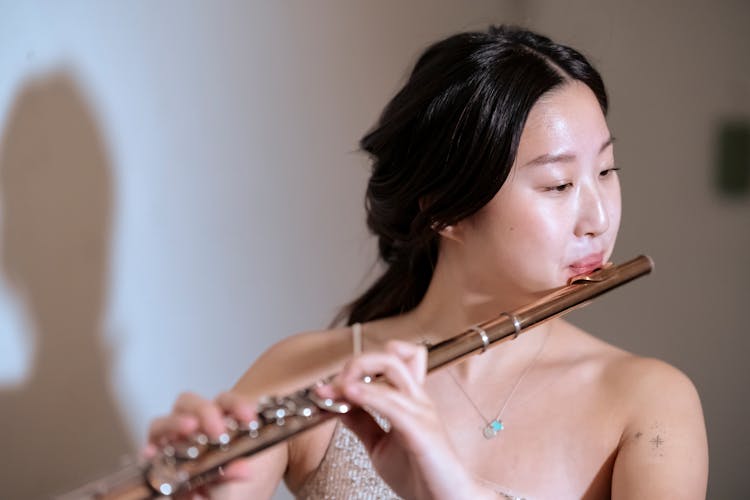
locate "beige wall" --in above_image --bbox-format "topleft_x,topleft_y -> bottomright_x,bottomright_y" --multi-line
0,2 -> 519,498
0,1 -> 746,498
518,2 -> 749,498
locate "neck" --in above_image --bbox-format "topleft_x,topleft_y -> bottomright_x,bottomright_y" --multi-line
406,248 -> 545,341
400,247 -> 555,381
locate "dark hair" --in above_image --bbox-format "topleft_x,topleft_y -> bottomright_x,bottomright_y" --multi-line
335,25 -> 608,326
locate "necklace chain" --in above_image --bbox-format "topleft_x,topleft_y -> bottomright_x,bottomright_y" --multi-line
446,329 -> 549,439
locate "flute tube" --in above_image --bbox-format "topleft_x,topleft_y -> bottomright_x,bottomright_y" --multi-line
59,254 -> 653,499
426,254 -> 653,371
158,255 -> 653,496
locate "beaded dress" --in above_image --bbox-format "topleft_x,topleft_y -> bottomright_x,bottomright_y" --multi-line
295,420 -> 527,499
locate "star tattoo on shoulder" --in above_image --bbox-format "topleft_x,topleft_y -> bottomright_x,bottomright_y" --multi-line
650,434 -> 664,449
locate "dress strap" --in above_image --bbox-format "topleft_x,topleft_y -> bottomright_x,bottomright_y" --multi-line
352,322 -> 363,356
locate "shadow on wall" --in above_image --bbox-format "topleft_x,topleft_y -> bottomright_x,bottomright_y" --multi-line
0,71 -> 132,498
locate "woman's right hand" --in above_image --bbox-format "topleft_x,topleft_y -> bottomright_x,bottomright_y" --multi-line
144,391 -> 261,496
316,341 -> 492,500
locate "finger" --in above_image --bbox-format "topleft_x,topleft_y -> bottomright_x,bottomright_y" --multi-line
313,381 -> 345,401
338,352 -> 424,399
148,414 -> 199,444
343,379 -> 429,436
221,458 -> 255,480
172,391 -> 210,414
214,391 -> 257,422
172,392 -> 226,439
141,443 -> 158,459
385,340 -> 428,384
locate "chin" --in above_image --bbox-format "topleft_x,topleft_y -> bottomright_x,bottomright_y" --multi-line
520,277 -> 567,298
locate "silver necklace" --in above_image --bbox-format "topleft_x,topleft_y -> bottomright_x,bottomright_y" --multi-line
447,328 -> 549,439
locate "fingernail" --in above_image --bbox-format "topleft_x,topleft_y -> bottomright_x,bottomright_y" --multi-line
314,384 -> 335,397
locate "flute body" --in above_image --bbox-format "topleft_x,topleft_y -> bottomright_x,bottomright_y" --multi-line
58,255 -> 653,499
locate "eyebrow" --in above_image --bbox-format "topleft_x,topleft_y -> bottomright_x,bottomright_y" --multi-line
522,136 -> 615,167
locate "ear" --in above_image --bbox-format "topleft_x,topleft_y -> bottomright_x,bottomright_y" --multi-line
421,196 -> 465,244
433,221 -> 464,244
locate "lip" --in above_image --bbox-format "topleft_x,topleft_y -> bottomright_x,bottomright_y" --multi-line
569,252 -> 605,275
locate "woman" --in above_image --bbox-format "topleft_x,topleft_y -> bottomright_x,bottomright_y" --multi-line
146,26 -> 708,499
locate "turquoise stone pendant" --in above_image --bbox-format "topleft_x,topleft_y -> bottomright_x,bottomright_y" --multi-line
483,419 -> 504,439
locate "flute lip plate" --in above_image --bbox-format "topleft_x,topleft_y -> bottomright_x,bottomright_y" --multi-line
568,261 -> 614,284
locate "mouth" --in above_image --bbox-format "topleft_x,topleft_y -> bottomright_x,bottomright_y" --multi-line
568,252 -> 605,276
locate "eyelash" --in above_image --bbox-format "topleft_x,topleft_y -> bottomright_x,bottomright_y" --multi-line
600,167 -> 621,178
546,182 -> 573,193
544,167 -> 620,193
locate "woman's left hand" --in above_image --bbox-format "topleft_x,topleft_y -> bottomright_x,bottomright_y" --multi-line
316,340 -> 491,500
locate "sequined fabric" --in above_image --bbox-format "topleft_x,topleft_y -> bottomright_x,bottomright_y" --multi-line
296,421 -> 400,499
295,421 -> 526,500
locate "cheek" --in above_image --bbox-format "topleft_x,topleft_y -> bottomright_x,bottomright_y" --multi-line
611,203 -> 622,232
493,202 -> 564,259
607,182 -> 623,233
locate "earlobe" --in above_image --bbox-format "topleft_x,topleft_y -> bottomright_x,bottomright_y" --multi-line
434,222 -> 464,243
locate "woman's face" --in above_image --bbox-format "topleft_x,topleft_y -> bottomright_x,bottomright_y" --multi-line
455,81 -> 621,299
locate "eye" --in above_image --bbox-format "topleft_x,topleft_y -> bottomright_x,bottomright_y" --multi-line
599,167 -> 621,178
544,182 -> 573,193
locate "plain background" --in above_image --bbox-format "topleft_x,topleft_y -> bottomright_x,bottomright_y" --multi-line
0,1 -> 747,498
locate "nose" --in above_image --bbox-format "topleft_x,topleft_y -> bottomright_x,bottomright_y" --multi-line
574,182 -> 610,238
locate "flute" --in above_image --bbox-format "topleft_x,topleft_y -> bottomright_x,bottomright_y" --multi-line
59,254 -> 653,499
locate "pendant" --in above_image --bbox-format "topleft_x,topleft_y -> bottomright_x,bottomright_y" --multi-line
483,419 -> 504,439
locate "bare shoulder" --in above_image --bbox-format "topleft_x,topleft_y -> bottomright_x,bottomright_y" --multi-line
556,321 -> 700,404
611,357 -> 708,497
558,322 -> 708,497
605,353 -> 700,406
232,326 -> 354,399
